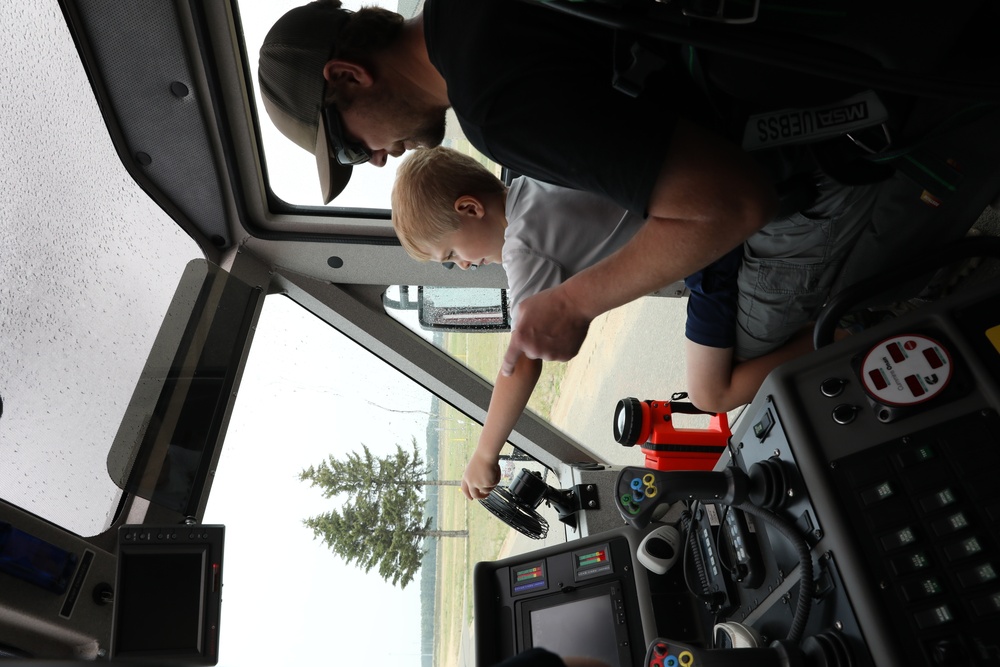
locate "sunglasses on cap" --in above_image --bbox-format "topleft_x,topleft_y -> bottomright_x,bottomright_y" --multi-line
322,103 -> 372,166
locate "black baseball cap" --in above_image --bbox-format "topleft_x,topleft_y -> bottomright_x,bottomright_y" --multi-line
258,0 -> 354,203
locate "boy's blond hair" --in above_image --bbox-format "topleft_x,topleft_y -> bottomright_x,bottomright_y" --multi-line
391,147 -> 506,261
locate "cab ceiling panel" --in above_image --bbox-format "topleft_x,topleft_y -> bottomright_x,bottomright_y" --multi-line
64,0 -> 230,255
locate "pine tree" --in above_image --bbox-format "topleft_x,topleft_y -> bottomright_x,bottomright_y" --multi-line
300,437 -> 466,588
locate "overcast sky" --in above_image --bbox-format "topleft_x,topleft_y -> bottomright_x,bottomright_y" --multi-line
204,294 -> 434,665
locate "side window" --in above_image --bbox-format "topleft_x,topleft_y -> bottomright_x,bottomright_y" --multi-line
384,287 -> 563,428
240,1 -> 502,212
383,286 -> 700,466
204,295 -> 565,666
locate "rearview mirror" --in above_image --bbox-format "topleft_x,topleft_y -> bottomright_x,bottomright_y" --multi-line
383,285 -> 511,333
418,286 -> 511,332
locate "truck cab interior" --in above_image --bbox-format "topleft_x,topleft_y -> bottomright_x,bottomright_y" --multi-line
2,2 -> 999,666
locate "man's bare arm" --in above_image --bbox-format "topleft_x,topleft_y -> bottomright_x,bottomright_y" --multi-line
502,118 -> 777,374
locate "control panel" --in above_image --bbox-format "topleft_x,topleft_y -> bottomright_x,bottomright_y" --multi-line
474,530 -> 654,667
718,278 -> 1000,666
477,278 -> 1000,666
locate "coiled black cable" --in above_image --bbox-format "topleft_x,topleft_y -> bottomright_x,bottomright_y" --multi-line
680,504 -> 718,609
736,501 -> 814,644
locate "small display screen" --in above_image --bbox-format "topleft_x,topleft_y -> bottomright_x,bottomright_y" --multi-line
115,550 -> 205,653
529,594 -> 621,667
577,548 -> 608,568
0,522 -> 78,594
574,545 -> 613,580
513,561 -> 547,594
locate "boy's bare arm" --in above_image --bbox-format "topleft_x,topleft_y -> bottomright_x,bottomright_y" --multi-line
462,354 -> 543,500
502,117 -> 777,375
684,328 -> 816,413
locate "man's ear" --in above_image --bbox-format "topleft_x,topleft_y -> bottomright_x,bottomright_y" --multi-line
323,60 -> 374,88
454,196 -> 486,219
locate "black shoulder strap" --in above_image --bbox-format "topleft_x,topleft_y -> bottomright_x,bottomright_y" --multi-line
530,0 -> 1000,102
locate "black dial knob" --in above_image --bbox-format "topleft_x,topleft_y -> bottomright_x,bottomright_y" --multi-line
820,377 -> 846,398
832,404 -> 858,425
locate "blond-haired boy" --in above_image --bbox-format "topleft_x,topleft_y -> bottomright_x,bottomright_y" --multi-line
392,147 -> 814,501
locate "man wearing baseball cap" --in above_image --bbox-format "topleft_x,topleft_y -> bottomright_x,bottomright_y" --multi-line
258,0 -> 1000,380
257,0 -> 782,366
257,1 -> 451,203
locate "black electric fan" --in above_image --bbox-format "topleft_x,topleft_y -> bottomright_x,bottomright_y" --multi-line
479,468 -> 591,540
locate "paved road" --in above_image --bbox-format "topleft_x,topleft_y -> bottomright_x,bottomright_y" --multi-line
549,295 -> 693,466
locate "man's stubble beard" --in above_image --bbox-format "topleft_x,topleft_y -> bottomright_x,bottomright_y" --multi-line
414,107 -> 448,148
369,82 -> 448,149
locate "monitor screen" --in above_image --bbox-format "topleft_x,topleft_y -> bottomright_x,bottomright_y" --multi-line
116,550 -> 205,653
528,593 -> 623,667
112,525 -> 223,665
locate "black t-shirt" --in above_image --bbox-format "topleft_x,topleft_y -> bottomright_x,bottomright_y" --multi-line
425,0 -> 940,204
424,0 -> 696,217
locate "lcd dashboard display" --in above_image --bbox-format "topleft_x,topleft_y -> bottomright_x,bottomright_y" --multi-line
0,522 -> 78,594
115,551 -> 205,653
529,594 -> 621,667
111,525 -> 223,665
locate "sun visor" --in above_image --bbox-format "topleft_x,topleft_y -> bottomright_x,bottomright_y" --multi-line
107,260 -> 261,517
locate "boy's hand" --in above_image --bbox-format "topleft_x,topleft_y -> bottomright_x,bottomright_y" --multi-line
461,450 -> 502,500
502,287 -> 590,376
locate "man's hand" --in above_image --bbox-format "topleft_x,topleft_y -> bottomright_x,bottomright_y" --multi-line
502,120 -> 775,374
501,286 -> 590,376
461,450 -> 502,500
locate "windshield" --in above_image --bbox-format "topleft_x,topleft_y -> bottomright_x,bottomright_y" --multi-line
0,2 -> 202,536
206,286 -> 714,667
204,296 -> 567,666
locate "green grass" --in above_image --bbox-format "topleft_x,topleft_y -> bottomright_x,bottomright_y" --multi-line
432,331 -> 566,666
455,330 -> 566,417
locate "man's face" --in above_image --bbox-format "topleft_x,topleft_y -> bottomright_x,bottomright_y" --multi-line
338,82 -> 447,167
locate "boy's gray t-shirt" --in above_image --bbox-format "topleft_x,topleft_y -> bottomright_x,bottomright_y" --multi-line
502,177 -> 645,330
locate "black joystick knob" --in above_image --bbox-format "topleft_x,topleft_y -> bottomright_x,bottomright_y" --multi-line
801,630 -> 854,667
748,458 -> 789,510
